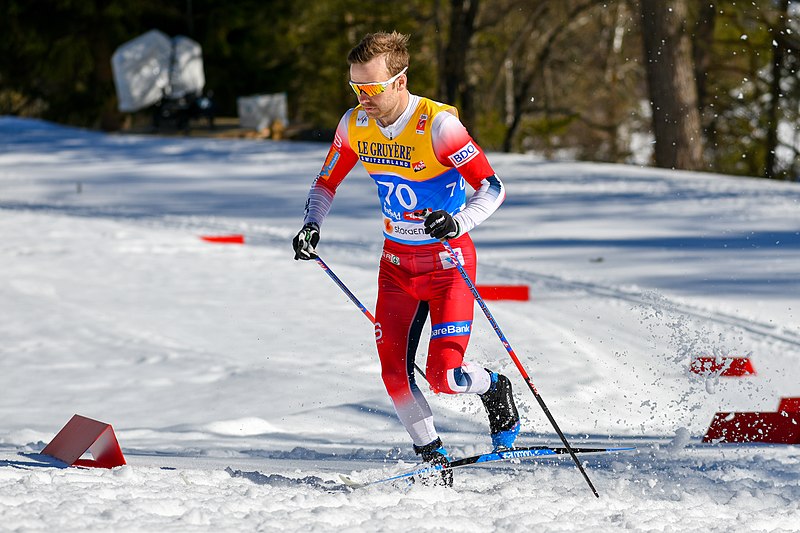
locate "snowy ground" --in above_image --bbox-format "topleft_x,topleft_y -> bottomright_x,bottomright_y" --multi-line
1,117 -> 799,532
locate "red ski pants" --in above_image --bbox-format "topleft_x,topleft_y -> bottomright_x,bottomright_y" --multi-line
375,235 -> 487,444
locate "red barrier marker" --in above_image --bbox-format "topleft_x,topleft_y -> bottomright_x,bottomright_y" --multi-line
200,234 -> 245,244
702,411 -> 800,444
42,414 -> 126,468
690,356 -> 756,376
779,397 -> 800,413
474,285 -> 529,301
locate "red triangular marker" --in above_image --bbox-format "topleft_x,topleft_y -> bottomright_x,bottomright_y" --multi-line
690,356 -> 755,376
42,414 -> 126,468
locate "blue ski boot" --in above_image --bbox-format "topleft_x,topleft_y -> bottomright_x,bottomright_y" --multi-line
413,437 -> 453,487
480,371 -> 521,451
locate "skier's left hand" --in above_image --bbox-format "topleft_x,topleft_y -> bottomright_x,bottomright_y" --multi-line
424,210 -> 460,240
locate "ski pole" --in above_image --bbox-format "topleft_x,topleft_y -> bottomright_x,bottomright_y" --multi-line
315,256 -> 376,322
313,256 -> 427,381
440,240 -> 600,498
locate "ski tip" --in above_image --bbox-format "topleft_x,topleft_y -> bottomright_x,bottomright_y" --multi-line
339,474 -> 365,489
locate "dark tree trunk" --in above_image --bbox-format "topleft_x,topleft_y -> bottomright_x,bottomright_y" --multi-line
765,0 -> 790,180
640,0 -> 704,170
441,0 -> 479,129
692,1 -> 715,113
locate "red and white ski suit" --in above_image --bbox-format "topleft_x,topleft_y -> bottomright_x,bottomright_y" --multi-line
303,94 -> 505,446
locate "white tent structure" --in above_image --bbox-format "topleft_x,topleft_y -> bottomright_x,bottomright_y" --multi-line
237,93 -> 289,131
111,30 -> 206,113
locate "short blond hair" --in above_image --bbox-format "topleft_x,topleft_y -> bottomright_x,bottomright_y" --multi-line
347,32 -> 410,76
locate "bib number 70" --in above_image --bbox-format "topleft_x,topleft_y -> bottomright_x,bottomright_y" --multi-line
377,177 -> 464,210
377,181 -> 417,210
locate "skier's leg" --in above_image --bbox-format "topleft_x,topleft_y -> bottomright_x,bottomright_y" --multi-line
375,264 -> 438,448
424,235 -> 491,395
425,235 -> 521,449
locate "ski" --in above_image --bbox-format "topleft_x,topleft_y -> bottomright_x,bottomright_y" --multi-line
340,445 -> 634,489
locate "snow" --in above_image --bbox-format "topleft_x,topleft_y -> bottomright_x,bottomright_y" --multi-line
1,116 -> 799,531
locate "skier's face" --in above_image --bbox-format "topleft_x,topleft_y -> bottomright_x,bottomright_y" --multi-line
349,56 -> 407,126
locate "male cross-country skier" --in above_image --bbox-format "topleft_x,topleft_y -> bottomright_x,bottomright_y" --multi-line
293,31 -> 520,486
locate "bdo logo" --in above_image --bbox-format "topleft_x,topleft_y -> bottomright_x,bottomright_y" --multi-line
448,141 -> 479,167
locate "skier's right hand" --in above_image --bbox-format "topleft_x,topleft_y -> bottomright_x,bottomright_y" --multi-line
292,223 -> 320,260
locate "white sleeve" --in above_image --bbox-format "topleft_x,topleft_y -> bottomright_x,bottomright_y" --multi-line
303,180 -> 335,228
453,174 -> 506,235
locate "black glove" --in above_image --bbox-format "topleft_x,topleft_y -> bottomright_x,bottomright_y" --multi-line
292,223 -> 320,260
424,210 -> 460,240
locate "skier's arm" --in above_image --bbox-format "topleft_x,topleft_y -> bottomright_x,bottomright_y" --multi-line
431,112 -> 506,235
303,111 -> 359,228
294,112 -> 358,260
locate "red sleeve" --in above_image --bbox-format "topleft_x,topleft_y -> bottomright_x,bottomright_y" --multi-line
431,112 -> 495,189
315,113 -> 359,194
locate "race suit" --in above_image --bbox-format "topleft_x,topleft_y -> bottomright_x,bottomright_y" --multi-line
303,94 -> 506,446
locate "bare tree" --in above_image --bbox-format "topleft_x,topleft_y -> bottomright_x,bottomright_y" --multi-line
639,0 -> 704,170
496,1 -> 598,153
